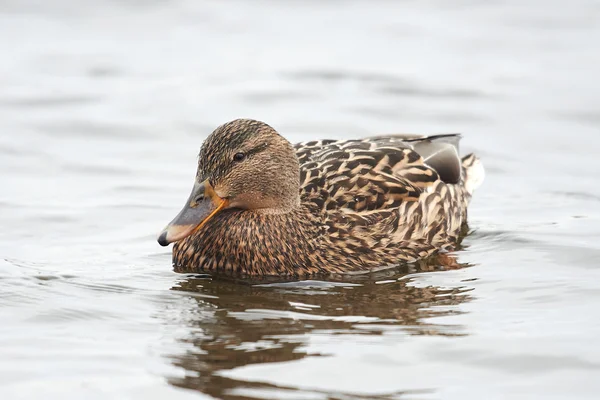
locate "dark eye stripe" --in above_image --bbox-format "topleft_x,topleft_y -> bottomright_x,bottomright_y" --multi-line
245,142 -> 270,157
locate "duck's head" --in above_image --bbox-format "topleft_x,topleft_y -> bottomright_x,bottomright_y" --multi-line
157,119 -> 300,246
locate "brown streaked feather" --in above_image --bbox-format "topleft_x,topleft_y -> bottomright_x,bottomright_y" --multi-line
351,133 -> 463,184
294,134 -> 474,264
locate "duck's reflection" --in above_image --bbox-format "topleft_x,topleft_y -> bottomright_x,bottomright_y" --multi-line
165,256 -> 473,399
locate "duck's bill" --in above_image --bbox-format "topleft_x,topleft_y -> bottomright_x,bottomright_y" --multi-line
157,179 -> 227,246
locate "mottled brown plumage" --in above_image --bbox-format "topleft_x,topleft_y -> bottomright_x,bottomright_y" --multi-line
162,119 -> 484,279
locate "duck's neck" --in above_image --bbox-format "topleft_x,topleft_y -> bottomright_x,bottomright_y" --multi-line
172,204 -> 327,277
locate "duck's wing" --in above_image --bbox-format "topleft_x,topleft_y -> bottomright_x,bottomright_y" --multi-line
296,138 -> 445,223
364,134 -> 462,184
295,135 -> 474,261
295,133 -> 462,190
298,133 -> 467,217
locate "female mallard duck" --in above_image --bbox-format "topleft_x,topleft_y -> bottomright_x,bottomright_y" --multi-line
158,119 -> 484,278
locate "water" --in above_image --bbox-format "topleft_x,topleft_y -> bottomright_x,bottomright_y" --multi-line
1,0 -> 599,398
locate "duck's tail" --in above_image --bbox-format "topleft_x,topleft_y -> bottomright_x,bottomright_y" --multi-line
461,153 -> 484,195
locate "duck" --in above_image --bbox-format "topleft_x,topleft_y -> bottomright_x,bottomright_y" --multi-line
158,119 -> 484,279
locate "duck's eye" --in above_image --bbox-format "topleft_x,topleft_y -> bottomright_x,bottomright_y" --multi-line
233,152 -> 246,162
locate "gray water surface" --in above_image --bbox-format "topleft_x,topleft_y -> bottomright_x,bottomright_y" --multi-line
1,1 -> 600,399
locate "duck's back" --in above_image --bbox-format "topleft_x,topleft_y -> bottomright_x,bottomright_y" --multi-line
294,134 -> 484,267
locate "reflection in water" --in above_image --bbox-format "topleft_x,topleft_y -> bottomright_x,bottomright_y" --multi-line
165,254 -> 473,399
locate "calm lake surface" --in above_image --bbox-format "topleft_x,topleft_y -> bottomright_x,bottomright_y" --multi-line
1,1 -> 600,399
